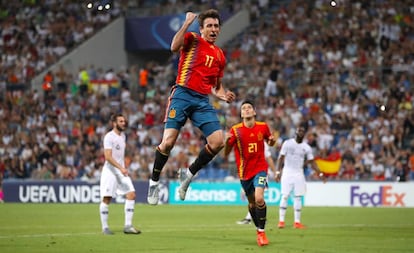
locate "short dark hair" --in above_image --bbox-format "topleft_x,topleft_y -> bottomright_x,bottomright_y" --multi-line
241,100 -> 255,108
298,122 -> 308,132
110,113 -> 124,122
198,9 -> 221,27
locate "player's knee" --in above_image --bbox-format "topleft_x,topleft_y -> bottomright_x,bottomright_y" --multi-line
214,142 -> 225,153
103,196 -> 112,204
126,191 -> 136,200
160,141 -> 175,153
294,196 -> 302,201
206,130 -> 225,152
256,200 -> 266,209
255,197 -> 265,206
206,140 -> 224,153
282,195 -> 289,201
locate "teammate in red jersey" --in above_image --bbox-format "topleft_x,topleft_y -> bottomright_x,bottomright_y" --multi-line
224,100 -> 276,247
147,9 -> 236,205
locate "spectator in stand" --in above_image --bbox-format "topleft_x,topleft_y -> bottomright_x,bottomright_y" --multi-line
0,1 -> 121,86
371,156 -> 385,181
264,62 -> 279,97
42,71 -> 54,100
340,154 -> 356,180
138,65 -> 149,102
394,160 -> 407,182
409,149 -> 414,181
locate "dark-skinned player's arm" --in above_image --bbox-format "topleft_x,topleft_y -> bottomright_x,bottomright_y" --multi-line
275,154 -> 285,182
308,159 -> 327,183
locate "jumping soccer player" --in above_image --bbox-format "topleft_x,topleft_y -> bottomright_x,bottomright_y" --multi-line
147,9 -> 235,205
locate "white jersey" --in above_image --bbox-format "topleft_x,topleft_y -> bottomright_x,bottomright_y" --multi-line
102,130 -> 126,178
265,142 -> 277,179
279,138 -> 314,176
264,142 -> 271,159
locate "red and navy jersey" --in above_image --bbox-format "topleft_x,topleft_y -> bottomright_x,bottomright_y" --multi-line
175,32 -> 226,95
227,121 -> 272,180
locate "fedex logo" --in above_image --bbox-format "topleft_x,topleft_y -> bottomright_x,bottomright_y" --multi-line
350,186 -> 405,207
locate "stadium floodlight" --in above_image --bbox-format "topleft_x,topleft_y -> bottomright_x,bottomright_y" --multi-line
85,0 -> 112,11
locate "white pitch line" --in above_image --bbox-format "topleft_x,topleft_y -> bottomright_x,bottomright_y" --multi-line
0,223 -> 412,239
0,232 -> 99,239
310,224 -> 414,228
0,225 -> 248,239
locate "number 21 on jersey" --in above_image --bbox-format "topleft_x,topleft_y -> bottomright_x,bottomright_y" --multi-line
248,143 -> 257,153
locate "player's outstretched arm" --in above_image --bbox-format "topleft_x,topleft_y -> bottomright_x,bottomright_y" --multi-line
171,12 -> 197,52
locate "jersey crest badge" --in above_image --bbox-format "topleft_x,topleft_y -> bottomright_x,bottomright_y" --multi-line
169,108 -> 176,119
257,132 -> 263,141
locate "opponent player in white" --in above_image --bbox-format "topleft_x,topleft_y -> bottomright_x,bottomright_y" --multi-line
99,113 -> 141,235
275,125 -> 326,229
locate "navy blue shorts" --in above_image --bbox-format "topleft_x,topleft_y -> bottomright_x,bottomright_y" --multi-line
165,85 -> 221,137
240,171 -> 267,197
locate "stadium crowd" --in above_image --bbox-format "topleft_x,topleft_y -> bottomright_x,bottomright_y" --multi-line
1,0 -> 414,188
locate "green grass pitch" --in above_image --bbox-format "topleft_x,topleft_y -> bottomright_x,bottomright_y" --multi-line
0,203 -> 413,253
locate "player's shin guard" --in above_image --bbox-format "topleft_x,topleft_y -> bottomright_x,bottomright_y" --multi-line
249,205 -> 258,227
256,202 -> 267,230
151,147 -> 169,181
189,144 -> 216,175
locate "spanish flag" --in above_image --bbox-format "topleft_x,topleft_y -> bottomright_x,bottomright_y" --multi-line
315,152 -> 341,175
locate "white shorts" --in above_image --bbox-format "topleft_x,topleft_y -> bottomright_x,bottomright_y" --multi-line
280,173 -> 306,196
100,167 -> 135,198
